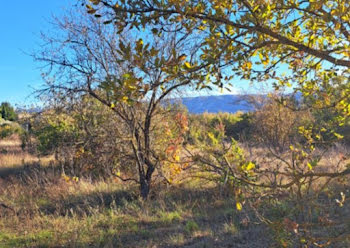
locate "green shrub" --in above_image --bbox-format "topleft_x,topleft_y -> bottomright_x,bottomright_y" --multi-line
188,112 -> 254,142
0,122 -> 23,139
0,102 -> 17,121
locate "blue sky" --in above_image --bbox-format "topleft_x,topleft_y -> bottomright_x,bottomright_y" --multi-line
0,1 -> 280,107
0,1 -> 250,107
0,0 -> 71,107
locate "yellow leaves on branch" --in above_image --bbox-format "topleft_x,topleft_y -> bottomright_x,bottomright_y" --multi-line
242,61 -> 252,71
258,52 -> 269,66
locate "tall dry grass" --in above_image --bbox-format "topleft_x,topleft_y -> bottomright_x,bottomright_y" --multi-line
0,136 -> 53,168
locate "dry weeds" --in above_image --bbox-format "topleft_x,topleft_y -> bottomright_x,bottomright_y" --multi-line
0,137 -> 349,247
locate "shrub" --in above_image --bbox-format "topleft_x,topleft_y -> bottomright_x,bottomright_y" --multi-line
0,102 -> 17,121
188,111 -> 253,142
251,95 -> 312,152
0,122 -> 23,139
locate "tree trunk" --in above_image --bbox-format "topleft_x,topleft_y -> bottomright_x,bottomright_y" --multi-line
139,159 -> 155,200
140,177 -> 151,200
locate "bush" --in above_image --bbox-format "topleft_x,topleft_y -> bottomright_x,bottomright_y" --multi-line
188,111 -> 253,142
0,102 -> 17,121
250,96 -> 312,152
0,122 -> 23,139
31,99 -> 121,177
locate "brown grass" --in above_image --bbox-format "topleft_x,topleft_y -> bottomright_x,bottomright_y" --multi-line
0,136 -> 53,168
0,137 -> 350,247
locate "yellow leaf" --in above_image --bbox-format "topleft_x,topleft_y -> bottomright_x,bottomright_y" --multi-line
259,52 -> 264,61
243,161 -> 255,171
262,60 -> 269,66
184,62 -> 192,69
62,174 -> 70,183
236,202 -> 242,211
242,61 -> 252,70
334,133 -> 344,139
226,25 -> 235,35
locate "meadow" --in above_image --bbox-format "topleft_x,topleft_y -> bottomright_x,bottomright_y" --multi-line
0,135 -> 273,248
1,132 -> 349,248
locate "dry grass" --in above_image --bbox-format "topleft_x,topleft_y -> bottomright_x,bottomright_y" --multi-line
0,138 -> 21,147
0,169 -> 272,248
1,152 -> 38,167
0,137 -> 273,248
0,152 -> 53,168
0,136 -> 53,168
1,137 -> 350,247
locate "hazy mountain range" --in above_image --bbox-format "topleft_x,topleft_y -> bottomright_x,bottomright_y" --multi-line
171,94 -> 255,114
17,95 -> 266,114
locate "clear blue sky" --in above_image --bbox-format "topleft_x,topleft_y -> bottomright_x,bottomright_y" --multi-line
0,0 -> 72,107
0,1 -> 279,107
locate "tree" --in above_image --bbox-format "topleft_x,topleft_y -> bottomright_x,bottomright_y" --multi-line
0,102 -> 17,121
81,1 -> 350,245
34,11 -> 194,199
84,0 -> 350,175
85,0 -> 350,118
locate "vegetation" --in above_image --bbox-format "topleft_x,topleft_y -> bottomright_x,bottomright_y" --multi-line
0,102 -> 17,122
1,1 -> 350,247
0,104 -> 22,140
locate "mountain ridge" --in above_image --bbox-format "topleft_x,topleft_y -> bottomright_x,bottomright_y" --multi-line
171,94 -> 254,114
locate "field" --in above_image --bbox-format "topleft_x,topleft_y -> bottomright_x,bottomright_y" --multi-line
1,135 -> 350,248
0,135 -> 274,248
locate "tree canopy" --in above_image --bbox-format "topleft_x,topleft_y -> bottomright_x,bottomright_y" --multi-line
86,0 -> 350,109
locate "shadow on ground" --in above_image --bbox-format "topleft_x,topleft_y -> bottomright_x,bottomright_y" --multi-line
37,186 -> 273,248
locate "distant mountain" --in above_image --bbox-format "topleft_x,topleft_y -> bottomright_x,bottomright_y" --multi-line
16,107 -> 42,114
17,94 -> 298,115
172,95 -> 255,114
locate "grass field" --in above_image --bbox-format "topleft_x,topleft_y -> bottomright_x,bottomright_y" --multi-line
0,136 -> 274,248
1,136 -> 350,247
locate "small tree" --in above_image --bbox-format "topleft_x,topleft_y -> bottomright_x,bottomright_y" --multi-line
0,102 -> 17,121
34,10 -> 198,199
